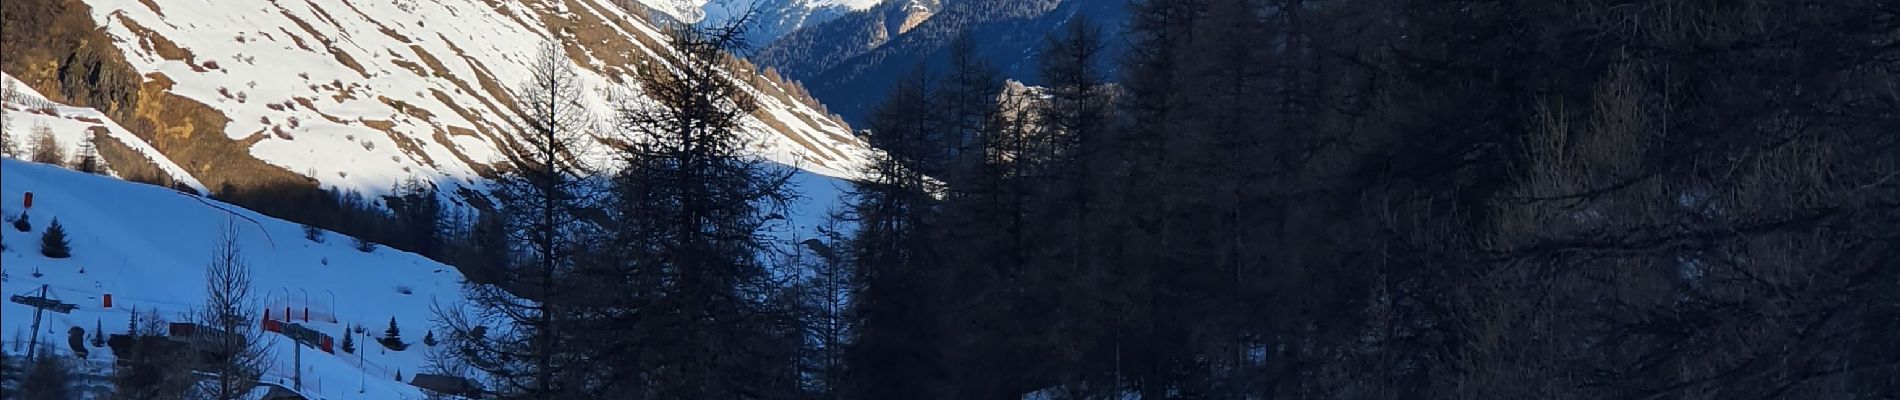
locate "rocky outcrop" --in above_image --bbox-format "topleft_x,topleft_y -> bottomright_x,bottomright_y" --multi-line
1,0 -> 306,194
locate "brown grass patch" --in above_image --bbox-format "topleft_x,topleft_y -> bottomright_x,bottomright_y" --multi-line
137,0 -> 164,16
408,45 -> 452,77
337,0 -> 413,44
434,126 -> 498,178
360,118 -> 439,168
276,27 -> 314,52
378,95 -> 437,120
390,58 -> 428,77
273,6 -> 367,77
113,13 -> 194,64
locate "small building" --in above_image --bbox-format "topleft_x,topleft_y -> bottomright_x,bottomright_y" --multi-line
411,373 -> 484,398
254,383 -> 309,400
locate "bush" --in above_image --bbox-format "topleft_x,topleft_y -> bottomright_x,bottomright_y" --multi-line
13,213 -> 30,232
40,218 -> 70,258
353,236 -> 377,253
422,330 -> 437,347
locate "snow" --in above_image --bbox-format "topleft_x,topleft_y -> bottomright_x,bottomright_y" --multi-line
0,0 -> 873,397
0,158 -> 456,399
657,0 -> 885,42
75,0 -> 871,202
811,0 -> 885,11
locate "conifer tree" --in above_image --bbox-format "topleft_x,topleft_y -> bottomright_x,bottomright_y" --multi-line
73,135 -> 104,174
845,66 -> 953,397
196,219 -> 269,400
381,317 -> 406,351
303,224 -> 324,243
352,236 -> 376,253
40,217 -> 70,258
586,12 -> 802,398
438,39 -> 599,399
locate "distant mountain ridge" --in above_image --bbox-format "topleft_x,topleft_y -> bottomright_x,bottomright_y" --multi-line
625,0 -> 887,51
755,0 -> 1127,125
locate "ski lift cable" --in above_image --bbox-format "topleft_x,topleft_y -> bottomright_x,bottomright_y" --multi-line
29,281 -> 203,309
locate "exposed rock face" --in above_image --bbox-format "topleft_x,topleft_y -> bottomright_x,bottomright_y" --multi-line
1,0 -> 874,206
2,0 -> 304,194
891,0 -> 937,35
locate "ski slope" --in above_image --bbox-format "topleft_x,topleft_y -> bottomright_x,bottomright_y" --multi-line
0,150 -> 854,399
0,158 -> 462,399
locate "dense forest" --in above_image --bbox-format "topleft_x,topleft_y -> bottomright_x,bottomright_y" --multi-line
451,0 -> 1899,399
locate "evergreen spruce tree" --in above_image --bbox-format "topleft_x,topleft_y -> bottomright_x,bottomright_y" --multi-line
382,317 -> 406,351
341,326 -> 356,354
40,217 -> 70,258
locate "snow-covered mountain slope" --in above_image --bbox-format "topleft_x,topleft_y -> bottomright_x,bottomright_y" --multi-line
630,0 -> 886,49
3,0 -> 871,204
0,158 -> 456,399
